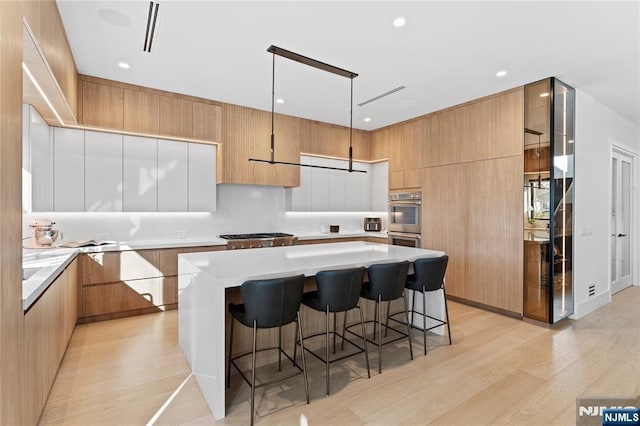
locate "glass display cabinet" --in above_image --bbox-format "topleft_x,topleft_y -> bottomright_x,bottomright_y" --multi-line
523,78 -> 575,324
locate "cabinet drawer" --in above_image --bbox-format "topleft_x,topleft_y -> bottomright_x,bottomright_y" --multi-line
159,246 -> 224,276
81,250 -> 161,285
82,277 -> 173,317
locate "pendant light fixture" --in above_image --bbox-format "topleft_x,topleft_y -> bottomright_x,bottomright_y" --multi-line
249,45 -> 366,173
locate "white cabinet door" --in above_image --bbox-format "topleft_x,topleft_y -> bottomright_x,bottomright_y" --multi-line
158,139 -> 188,212
188,143 -> 217,212
311,156 -> 330,211
28,106 -> 53,212
53,127 -> 84,212
371,161 -> 389,211
85,131 -> 123,212
326,158 -> 347,211
123,135 -> 157,212
288,155 -> 312,211
346,161 -> 371,211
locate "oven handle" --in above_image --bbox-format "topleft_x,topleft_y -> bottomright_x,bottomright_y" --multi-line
389,200 -> 422,206
388,232 -> 421,240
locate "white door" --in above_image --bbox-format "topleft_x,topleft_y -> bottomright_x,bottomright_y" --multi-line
611,149 -> 633,293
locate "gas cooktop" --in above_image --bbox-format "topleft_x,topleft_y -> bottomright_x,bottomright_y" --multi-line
219,233 -> 294,240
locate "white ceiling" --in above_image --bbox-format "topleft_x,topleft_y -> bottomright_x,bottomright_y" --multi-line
57,1 -> 640,131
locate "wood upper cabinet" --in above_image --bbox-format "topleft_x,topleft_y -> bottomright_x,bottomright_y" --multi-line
464,98 -> 493,162
300,122 -> 369,161
222,104 -> 300,187
386,119 -> 423,189
123,89 -> 159,134
78,75 -> 221,142
193,102 -> 222,142
159,96 -> 193,138
370,129 -> 389,161
22,0 -> 79,119
82,81 -> 124,129
492,88 -> 524,158
423,107 -> 465,167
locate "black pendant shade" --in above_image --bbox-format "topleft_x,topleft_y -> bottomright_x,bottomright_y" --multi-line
248,45 -> 366,173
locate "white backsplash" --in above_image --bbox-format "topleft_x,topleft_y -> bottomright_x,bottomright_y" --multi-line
23,183 -> 387,242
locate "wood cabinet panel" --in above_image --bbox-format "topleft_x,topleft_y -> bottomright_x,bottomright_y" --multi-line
403,120 -> 424,171
123,89 -> 159,134
439,107 -> 466,166
81,250 -> 161,285
371,129 -> 389,161
193,102 -> 222,142
23,259 -> 78,426
466,157 -> 523,313
422,164 -> 468,300
492,88 -> 524,158
82,278 -> 169,317
159,96 -> 193,138
389,170 -> 405,190
404,168 -> 422,189
222,104 -> 299,187
464,99 -> 493,162
82,81 -> 123,129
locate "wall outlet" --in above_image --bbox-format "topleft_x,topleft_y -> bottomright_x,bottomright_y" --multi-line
177,230 -> 188,239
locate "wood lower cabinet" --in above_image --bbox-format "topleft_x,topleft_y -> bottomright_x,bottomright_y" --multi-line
23,259 -> 78,426
78,246 -> 224,323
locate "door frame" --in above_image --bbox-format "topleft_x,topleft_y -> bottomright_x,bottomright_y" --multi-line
609,143 -> 639,293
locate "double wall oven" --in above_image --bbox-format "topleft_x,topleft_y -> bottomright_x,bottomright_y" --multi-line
388,191 -> 422,247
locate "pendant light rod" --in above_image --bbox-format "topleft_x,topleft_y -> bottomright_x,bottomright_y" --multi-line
249,45 -> 365,173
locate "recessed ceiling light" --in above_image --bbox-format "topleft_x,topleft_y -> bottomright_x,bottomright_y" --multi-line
118,62 -> 130,69
539,92 -> 550,97
276,98 -> 284,104
393,17 -> 406,27
364,117 -> 371,122
496,70 -> 507,77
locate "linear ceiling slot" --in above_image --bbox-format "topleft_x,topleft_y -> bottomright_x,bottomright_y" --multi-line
143,1 -> 160,53
358,86 -> 406,107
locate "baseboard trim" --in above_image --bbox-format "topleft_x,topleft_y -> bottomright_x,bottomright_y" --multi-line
447,295 -> 523,319
570,289 -> 610,320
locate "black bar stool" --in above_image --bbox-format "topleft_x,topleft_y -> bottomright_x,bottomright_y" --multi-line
355,261 -> 413,374
389,255 -> 451,355
226,274 -> 309,425
298,267 -> 371,396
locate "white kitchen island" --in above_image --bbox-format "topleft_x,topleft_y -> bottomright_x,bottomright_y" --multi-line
178,241 -> 445,419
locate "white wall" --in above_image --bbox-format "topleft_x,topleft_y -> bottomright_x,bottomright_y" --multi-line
23,183 -> 387,242
572,90 -> 640,319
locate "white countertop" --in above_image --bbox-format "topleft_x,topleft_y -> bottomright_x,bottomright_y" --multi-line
21,233 -> 384,311
179,241 -> 443,289
21,236 -> 227,311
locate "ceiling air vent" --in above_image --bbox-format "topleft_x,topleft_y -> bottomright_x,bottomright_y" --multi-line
357,86 -> 406,107
143,1 -> 160,53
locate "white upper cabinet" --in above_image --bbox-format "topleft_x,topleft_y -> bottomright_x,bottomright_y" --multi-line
24,106 -> 54,212
85,131 -> 123,212
188,143 -> 217,212
286,155 -> 384,212
158,139 -> 188,212
53,127 -> 84,212
123,135 -> 157,212
371,161 -> 389,211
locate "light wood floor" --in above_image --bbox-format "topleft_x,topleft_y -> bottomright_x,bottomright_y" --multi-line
40,287 -> 640,425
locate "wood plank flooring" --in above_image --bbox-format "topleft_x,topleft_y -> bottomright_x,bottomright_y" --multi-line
40,287 -> 640,425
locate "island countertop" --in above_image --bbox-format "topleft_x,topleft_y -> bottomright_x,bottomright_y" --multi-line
178,241 -> 446,420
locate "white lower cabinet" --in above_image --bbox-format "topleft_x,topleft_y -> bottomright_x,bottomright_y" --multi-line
85,131 -> 123,212
188,143 -> 217,212
53,127 -> 84,212
158,139 -> 188,212
286,155 -> 384,212
123,135 -> 158,212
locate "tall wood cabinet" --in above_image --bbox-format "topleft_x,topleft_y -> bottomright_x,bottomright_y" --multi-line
23,260 -> 78,426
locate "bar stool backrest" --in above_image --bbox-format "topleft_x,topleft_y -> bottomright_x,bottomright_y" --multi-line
366,261 -> 410,301
315,267 -> 366,312
412,256 -> 449,292
240,274 -> 306,328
